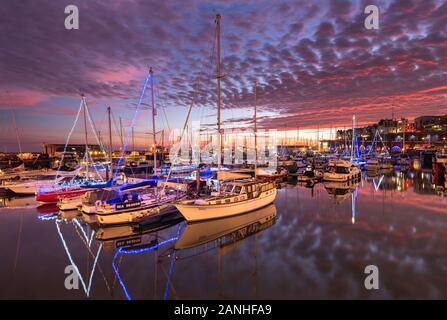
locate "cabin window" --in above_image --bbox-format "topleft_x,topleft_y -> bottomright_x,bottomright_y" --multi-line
335,167 -> 349,174
224,184 -> 234,193
247,186 -> 252,192
225,199 -> 230,203
241,187 -> 246,194
234,186 -> 242,194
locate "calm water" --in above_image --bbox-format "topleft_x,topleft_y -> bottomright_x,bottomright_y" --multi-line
0,169 -> 446,300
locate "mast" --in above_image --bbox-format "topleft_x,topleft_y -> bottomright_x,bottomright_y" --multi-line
82,94 -> 89,175
107,106 -> 113,160
150,67 -> 157,176
317,125 -> 320,152
216,13 -> 222,193
11,109 -> 22,154
253,79 -> 257,178
119,117 -> 124,149
402,119 -> 406,152
106,106 -> 112,181
132,127 -> 135,152
351,115 -> 356,161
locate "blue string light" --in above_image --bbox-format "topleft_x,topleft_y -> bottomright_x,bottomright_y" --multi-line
111,224 -> 183,300
112,74 -> 151,183
163,251 -> 176,300
37,213 -> 60,221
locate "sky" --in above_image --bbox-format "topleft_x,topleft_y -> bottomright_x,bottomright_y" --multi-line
0,0 -> 446,152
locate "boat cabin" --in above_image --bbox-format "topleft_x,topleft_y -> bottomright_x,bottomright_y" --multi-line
328,160 -> 353,174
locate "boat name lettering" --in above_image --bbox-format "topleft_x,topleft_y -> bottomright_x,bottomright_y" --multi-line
116,201 -> 141,210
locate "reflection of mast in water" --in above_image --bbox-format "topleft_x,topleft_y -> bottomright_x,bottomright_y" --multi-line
252,232 -> 259,298
110,225 -> 182,300
351,188 -> 358,224
13,211 -> 24,273
173,204 -> 277,299
38,214 -> 110,297
107,206 -> 276,300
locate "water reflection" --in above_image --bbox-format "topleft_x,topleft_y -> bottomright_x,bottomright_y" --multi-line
106,205 -> 276,300
0,167 -> 446,299
175,204 -> 276,250
323,180 -> 359,204
37,213 -> 104,297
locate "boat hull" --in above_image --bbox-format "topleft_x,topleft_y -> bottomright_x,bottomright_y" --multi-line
57,196 -> 84,210
323,171 -> 360,182
175,188 -> 277,222
96,204 -> 178,226
6,184 -> 37,195
36,188 -> 91,203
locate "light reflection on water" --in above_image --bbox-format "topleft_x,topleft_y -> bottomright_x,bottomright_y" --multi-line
0,169 -> 446,299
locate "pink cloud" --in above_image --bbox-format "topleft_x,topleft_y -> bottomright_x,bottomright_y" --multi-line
93,65 -> 145,84
0,90 -> 47,108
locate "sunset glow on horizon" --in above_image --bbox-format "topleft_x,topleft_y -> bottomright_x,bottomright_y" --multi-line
1,0 -> 446,151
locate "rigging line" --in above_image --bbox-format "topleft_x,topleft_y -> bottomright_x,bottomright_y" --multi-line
153,80 -> 170,133
113,73 -> 150,182
84,98 -> 106,153
55,98 -> 83,182
198,18 -> 217,133
96,108 -> 108,143
84,104 -> 108,178
111,110 -> 124,148
162,77 -> 201,194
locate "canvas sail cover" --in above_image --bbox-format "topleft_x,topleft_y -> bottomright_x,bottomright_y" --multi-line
217,171 -> 251,181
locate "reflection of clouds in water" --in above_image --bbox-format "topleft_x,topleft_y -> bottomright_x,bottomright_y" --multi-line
0,169 -> 446,299
266,178 -> 447,299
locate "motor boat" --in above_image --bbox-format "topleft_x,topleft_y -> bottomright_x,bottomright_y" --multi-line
323,160 -> 360,182
297,165 -> 323,183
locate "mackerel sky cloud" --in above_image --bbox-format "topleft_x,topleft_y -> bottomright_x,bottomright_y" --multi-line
0,0 -> 446,151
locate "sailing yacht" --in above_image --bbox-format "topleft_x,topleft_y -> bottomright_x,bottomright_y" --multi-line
36,95 -> 112,203
78,70 -> 188,223
175,14 -> 277,223
94,189 -> 182,226
2,170 -> 77,195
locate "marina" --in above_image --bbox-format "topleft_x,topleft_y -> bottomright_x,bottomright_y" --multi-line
0,168 -> 446,299
1,0 -> 447,304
